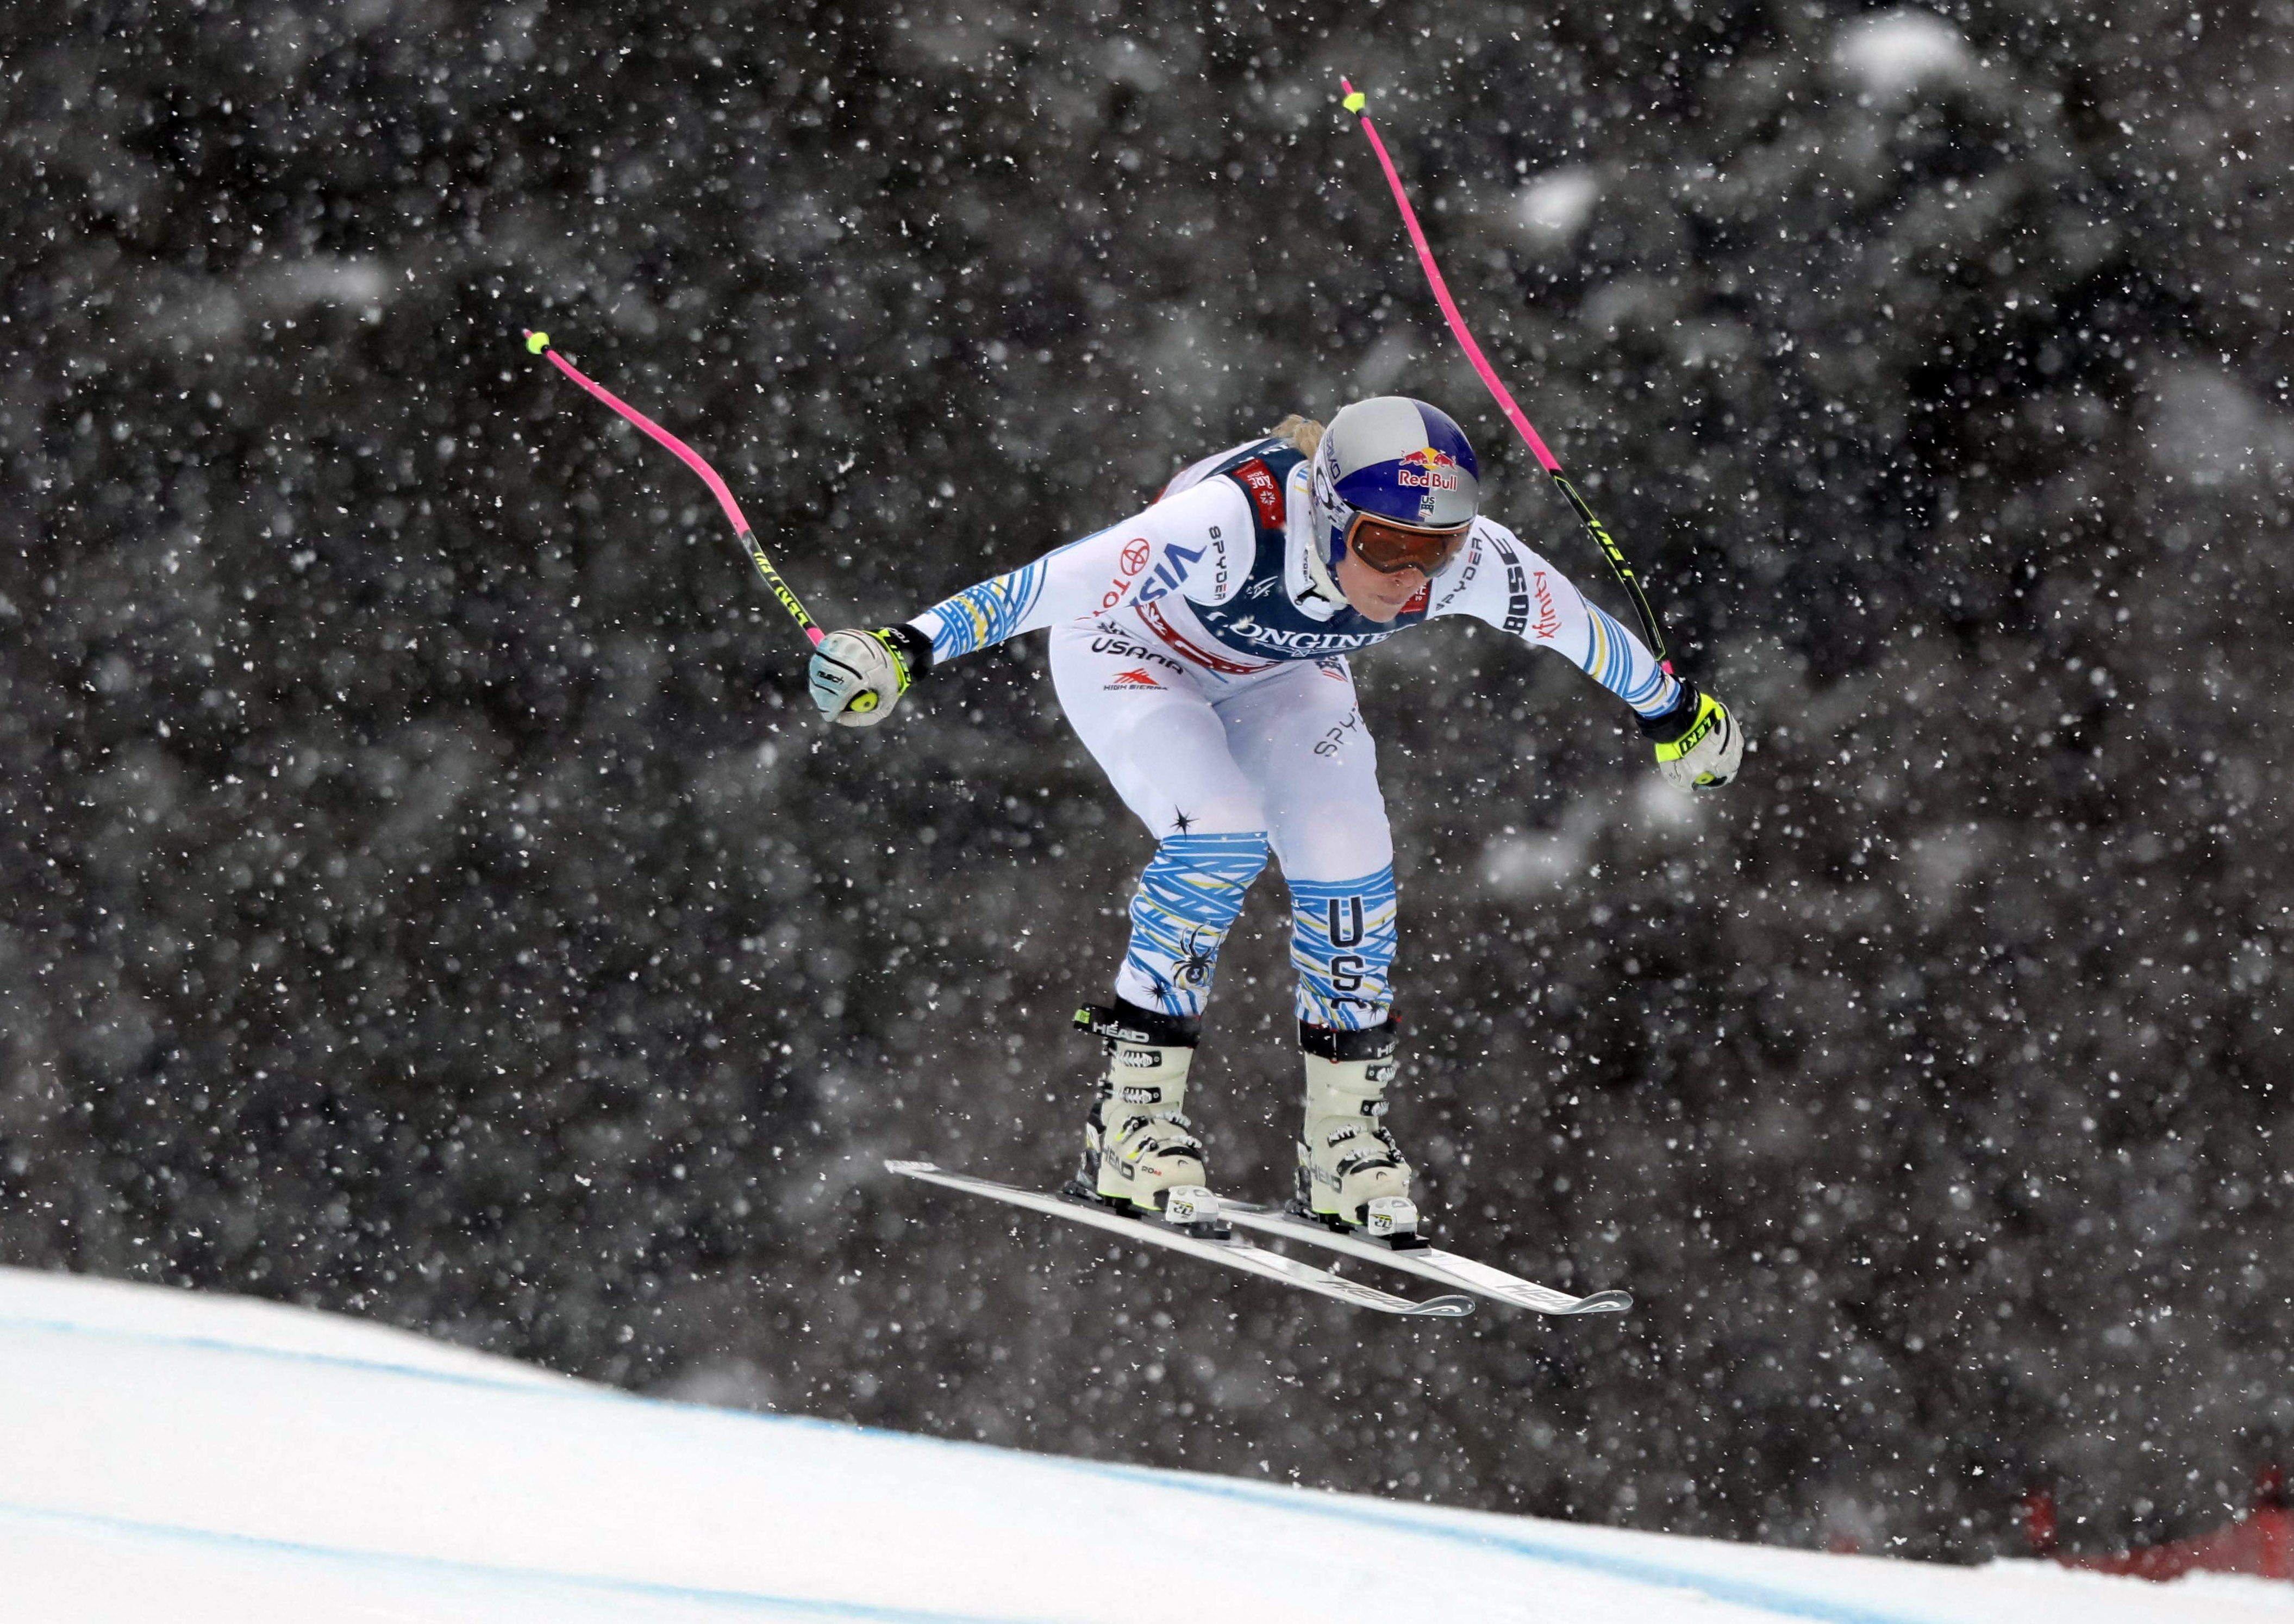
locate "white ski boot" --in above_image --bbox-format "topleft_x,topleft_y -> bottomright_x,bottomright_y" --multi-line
1295,1020 -> 1420,1241
1070,1002 -> 1209,1216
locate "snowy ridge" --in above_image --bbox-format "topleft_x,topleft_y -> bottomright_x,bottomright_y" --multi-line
0,1267 -> 2264,1623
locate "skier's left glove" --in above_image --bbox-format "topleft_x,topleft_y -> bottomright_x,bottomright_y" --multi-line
1639,678 -> 1743,791
807,625 -> 934,728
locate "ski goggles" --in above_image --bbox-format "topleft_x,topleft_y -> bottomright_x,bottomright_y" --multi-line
1344,511 -> 1471,576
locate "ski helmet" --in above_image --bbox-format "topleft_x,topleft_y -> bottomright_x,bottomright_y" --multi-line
1308,396 -> 1481,571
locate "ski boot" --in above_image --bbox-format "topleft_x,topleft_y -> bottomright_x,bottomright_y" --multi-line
1068,1000 -> 1215,1223
1295,1019 -> 1423,1245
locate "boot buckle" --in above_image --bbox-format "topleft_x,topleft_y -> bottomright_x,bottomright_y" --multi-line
1164,1185 -> 1217,1226
1364,1196 -> 1418,1239
1161,1184 -> 1232,1239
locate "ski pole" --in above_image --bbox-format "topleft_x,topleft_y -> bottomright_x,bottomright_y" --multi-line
521,330 -> 823,647
1335,80 -> 1671,673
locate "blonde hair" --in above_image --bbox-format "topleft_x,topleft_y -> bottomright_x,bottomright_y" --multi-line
1270,414 -> 1325,458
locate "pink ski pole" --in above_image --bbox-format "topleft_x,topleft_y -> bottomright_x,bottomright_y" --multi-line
522,330 -> 824,647
1337,80 -> 1670,672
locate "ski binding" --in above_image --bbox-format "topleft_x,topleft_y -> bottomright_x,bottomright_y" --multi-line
1209,1195 -> 1634,1317
886,1161 -> 1474,1319
1361,1196 -> 1421,1242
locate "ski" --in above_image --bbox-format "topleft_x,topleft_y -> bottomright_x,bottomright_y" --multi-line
884,1161 -> 1475,1319
1202,1197 -> 1633,1317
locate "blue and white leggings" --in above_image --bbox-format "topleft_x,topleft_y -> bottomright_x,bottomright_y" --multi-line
1049,614 -> 1398,1032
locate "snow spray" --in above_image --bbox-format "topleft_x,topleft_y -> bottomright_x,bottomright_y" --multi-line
1336,82 -> 1671,672
521,331 -> 825,648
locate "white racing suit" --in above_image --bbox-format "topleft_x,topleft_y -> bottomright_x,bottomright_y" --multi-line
907,436 -> 1679,1034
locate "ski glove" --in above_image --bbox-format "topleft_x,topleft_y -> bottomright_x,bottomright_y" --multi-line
807,625 -> 934,728
1640,678 -> 1744,791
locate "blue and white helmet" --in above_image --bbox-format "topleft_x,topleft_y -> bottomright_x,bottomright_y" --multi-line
1307,396 -> 1481,566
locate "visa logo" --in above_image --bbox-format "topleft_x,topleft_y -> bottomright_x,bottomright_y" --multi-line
1133,542 -> 1205,604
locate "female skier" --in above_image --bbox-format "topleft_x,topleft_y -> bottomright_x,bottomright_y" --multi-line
807,398 -> 1742,1238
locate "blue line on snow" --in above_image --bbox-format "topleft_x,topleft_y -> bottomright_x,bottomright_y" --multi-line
1083,1467 -> 1943,1624
1,1310 -> 1941,1624
0,1501 -> 1055,1624
0,1313 -> 564,1398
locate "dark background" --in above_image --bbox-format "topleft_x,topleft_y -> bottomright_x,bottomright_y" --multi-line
5,0 -> 2290,1563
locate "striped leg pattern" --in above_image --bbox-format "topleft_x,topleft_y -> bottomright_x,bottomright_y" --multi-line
1285,866 -> 1399,1032
1115,832 -> 1270,1020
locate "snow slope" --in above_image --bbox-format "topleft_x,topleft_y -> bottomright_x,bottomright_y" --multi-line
0,1266 -> 2274,1622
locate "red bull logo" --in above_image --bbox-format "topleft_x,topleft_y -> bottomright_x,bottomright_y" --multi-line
1395,446 -> 1461,492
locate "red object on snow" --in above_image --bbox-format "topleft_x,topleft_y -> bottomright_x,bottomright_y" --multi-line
2024,1467 -> 2292,1582
2023,1488 -> 2059,1556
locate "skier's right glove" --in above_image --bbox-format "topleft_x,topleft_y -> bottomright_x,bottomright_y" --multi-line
1639,677 -> 1743,791
807,625 -> 934,728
